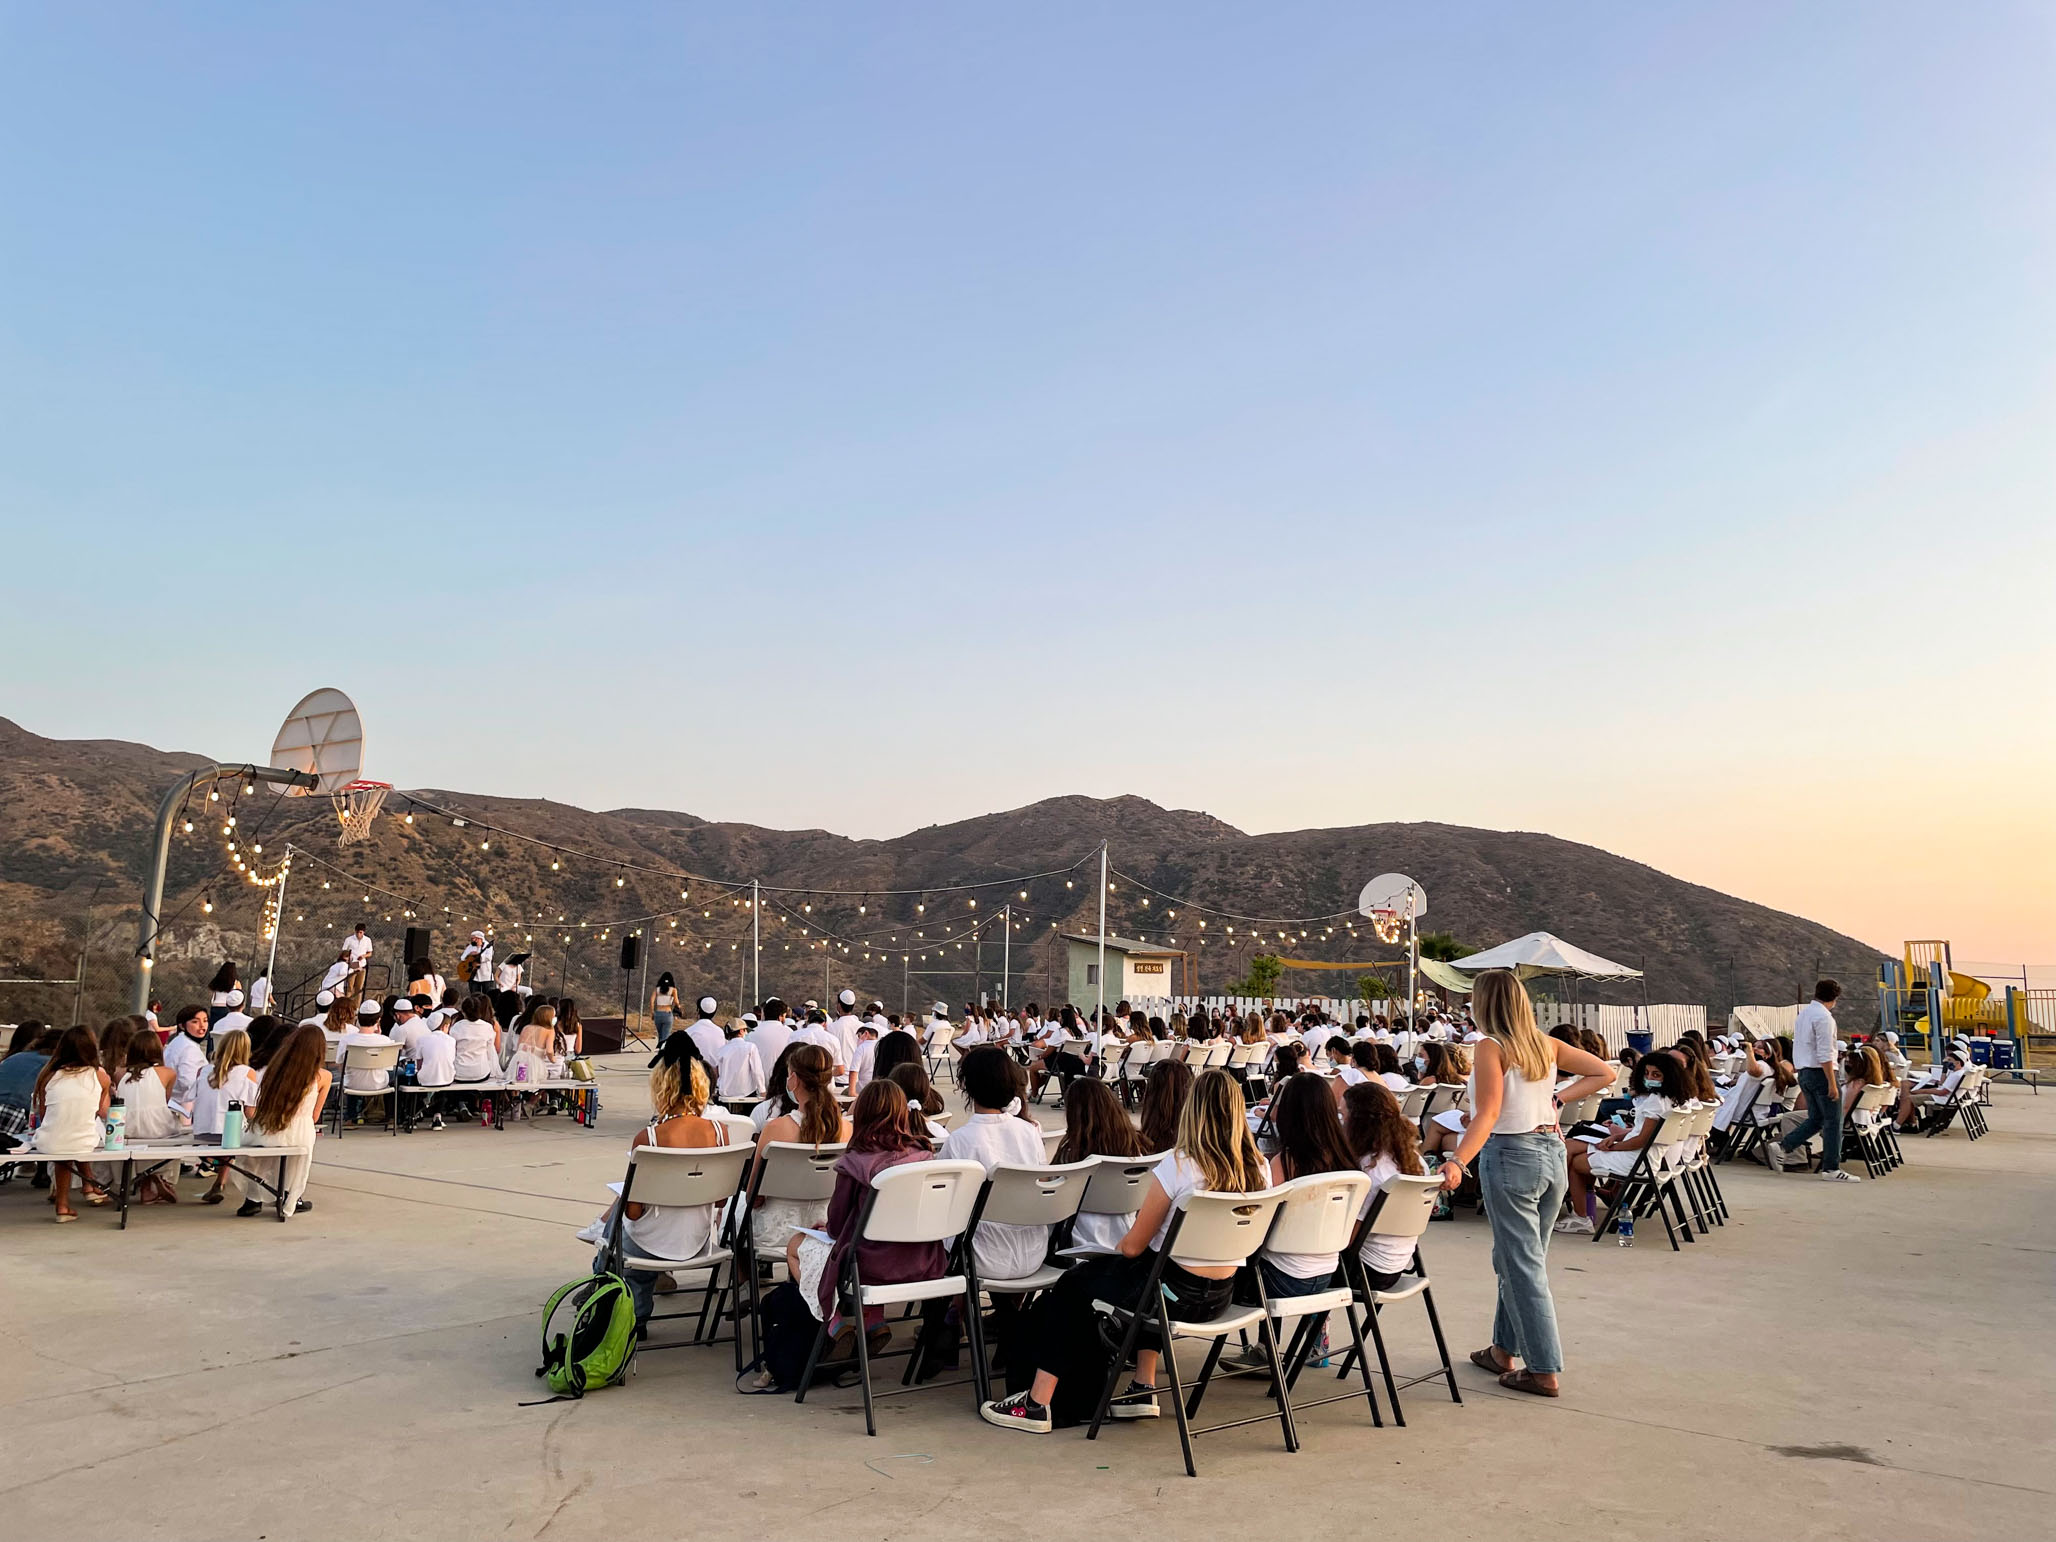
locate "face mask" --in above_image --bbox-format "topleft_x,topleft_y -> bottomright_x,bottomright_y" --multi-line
1414,1057 -> 1427,1073
1643,1078 -> 1663,1091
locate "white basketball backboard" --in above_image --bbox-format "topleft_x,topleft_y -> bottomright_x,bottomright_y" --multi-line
269,688 -> 363,795
1358,873 -> 1427,920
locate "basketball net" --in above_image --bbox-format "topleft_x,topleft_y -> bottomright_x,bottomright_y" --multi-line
333,780 -> 392,845
1368,909 -> 1404,946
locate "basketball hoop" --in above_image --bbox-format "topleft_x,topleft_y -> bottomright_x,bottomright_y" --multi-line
1367,909 -> 1404,945
334,780 -> 392,845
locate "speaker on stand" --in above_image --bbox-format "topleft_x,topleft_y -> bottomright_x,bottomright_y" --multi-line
404,927 -> 433,980
619,934 -> 649,1049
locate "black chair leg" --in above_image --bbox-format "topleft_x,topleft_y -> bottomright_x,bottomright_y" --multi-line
1421,1285 -> 1462,1405
1365,1304 -> 1404,1426
1158,1301 -> 1199,1478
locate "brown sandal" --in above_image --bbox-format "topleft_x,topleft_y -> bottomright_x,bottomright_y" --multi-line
1469,1347 -> 1514,1374
1499,1369 -> 1560,1397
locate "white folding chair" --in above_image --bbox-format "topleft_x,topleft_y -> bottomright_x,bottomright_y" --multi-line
1327,1175 -> 1464,1424
1197,1040 -> 1233,1072
922,1028 -> 956,1082
1058,1154 -> 1162,1256
952,1159 -> 1096,1398
1119,1041 -> 1161,1102
796,1159 -> 988,1434
599,1142 -> 754,1348
1236,1173 -> 1385,1429
332,1042 -> 401,1137
1085,1186 -> 1294,1477
1590,1110 -> 1696,1250
1847,1083 -> 1898,1176
1416,1083 -> 1462,1142
732,1141 -> 846,1373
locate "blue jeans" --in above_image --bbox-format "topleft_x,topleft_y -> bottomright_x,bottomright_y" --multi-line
1781,1067 -> 1842,1171
1255,1257 -> 1337,1301
1478,1130 -> 1568,1375
653,1011 -> 673,1046
594,1243 -> 660,1325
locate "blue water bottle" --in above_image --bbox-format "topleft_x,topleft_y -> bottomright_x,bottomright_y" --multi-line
222,1100 -> 244,1150
1617,1210 -> 1634,1247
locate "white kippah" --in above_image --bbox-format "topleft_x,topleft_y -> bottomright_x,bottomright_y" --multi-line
698,996 -> 718,1015
838,988 -> 856,1008
315,990 -> 335,1007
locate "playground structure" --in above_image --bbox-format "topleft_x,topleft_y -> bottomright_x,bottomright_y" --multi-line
1878,939 -> 2053,1074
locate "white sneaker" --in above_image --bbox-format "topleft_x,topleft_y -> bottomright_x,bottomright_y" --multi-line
1817,1169 -> 1861,1182
1552,1215 -> 1595,1235
1762,1140 -> 1787,1172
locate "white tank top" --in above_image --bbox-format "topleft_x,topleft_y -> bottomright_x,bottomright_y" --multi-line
1473,1043 -> 1560,1135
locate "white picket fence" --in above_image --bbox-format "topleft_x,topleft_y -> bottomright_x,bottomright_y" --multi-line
1533,1001 -> 1712,1054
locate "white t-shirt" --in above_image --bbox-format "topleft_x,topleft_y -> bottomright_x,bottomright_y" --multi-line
849,1036 -> 879,1094
1148,1151 -> 1209,1253
939,1112 -> 1049,1282
213,1009 -> 253,1041
344,933 -> 373,965
494,962 -> 520,991
320,960 -> 351,992
715,1037 -> 766,1101
414,1030 -> 456,1087
451,1020 -> 499,1081
1355,1155 -> 1415,1277
687,1018 -> 728,1067
751,1018 -> 794,1074
190,1064 -> 260,1137
829,1014 -> 863,1065
340,1030 -> 395,1092
246,978 -> 272,1013
164,1032 -> 210,1112
794,1023 -> 842,1068
390,1016 -> 431,1062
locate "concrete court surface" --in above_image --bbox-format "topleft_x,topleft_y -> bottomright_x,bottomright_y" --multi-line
2,1062 -> 2050,1542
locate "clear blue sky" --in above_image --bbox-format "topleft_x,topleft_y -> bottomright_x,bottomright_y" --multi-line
2,4 -> 2051,956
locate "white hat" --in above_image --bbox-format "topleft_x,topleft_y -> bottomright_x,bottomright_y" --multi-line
838,988 -> 856,1008
471,930 -> 486,941
741,1011 -> 759,1026
698,995 -> 718,1015
227,988 -> 244,1007
315,989 -> 335,1008
932,1001 -> 950,1017
804,999 -> 819,1011
357,998 -> 383,1019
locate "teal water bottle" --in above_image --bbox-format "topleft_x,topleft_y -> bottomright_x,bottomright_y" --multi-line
222,1100 -> 244,1149
104,1100 -> 126,1150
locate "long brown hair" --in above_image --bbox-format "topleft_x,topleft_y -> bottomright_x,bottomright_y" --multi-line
33,1025 -> 100,1102
785,1043 -> 842,1146
1137,1057 -> 1193,1153
1175,1069 -> 1267,1193
1471,971 -> 1551,1083
1271,1072 -> 1355,1180
251,1024 -> 326,1133
847,1079 -> 929,1155
99,1019 -> 139,1085
1055,1076 -> 1146,1163
1342,1080 -> 1425,1176
888,1062 -> 945,1117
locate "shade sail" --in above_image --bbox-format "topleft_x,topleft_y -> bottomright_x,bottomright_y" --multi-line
1442,932 -> 1642,982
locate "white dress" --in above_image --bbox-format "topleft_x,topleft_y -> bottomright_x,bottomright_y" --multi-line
29,1069 -> 103,1154
118,1069 -> 185,1141
233,1084 -> 320,1213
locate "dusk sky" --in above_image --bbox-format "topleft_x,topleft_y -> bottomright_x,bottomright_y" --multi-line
2,5 -> 2050,961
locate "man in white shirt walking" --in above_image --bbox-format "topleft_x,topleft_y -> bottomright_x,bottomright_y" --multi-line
1768,979 -> 1858,1181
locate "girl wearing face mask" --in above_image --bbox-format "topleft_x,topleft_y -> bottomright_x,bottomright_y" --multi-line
1557,1049 -> 1688,1234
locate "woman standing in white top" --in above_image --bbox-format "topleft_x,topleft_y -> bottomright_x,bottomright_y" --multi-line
650,972 -> 682,1047
1436,970 -> 1612,1397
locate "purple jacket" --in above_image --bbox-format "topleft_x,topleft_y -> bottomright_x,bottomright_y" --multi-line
816,1146 -> 946,1318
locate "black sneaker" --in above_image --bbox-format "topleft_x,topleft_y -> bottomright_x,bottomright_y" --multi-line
430,1114 -> 445,1130
235,1200 -> 263,1217
979,1391 -> 1052,1433
1109,1381 -> 1161,1418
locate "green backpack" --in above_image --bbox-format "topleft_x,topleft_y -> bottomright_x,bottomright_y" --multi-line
535,1273 -> 637,1399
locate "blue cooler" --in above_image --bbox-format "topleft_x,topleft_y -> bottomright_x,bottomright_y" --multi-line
1990,1039 -> 2017,1071
1969,1038 -> 1992,1065
1625,1031 -> 1653,1055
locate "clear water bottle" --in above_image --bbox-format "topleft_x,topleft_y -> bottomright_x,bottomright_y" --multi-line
1617,1210 -> 1634,1247
222,1099 -> 244,1149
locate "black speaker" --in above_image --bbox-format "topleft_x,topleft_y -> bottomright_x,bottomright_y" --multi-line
404,927 -> 432,970
619,935 -> 640,971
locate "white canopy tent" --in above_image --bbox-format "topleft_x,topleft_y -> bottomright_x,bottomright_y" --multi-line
1443,931 -> 1643,982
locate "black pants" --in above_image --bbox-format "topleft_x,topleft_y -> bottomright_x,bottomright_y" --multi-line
1018,1252 -> 1235,1425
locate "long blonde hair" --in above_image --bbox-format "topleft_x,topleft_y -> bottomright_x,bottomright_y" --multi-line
1470,970 -> 1552,1083
207,1029 -> 251,1089
650,1055 -> 709,1119
1175,1069 -> 1267,1193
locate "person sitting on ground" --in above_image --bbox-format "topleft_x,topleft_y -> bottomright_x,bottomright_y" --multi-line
786,1079 -> 940,1364
231,1023 -> 330,1218
594,1035 -> 729,1328
940,1047 -> 1048,1284
1137,1056 -> 1193,1153
1255,1072 -> 1356,1306
747,1043 -> 851,1256
190,1029 -> 258,1203
1342,1081 -> 1429,1290
30,1026 -> 112,1219
888,1061 -> 950,1141
1559,1048 -> 1685,1232
1053,1077 -> 1149,1254
980,1068 -> 1272,1434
